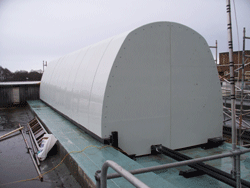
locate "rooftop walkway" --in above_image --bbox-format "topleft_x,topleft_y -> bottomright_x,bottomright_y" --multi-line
137,144 -> 250,188
27,100 -> 174,188
28,100 -> 250,188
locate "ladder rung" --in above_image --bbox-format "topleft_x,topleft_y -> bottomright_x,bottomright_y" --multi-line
31,122 -> 39,128
37,137 -> 44,145
32,123 -> 41,132
34,130 -> 45,139
37,132 -> 45,140
28,118 -> 37,125
34,128 -> 43,135
36,134 -> 45,144
30,119 -> 38,126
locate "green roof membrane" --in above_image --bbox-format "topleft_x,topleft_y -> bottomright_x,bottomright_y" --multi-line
28,100 -> 175,188
137,143 -> 250,188
28,100 -> 250,188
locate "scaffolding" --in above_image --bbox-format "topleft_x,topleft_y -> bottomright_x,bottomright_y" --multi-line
209,40 -> 218,64
220,27 -> 250,147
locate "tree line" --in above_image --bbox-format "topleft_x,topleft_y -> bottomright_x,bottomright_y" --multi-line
0,66 -> 43,82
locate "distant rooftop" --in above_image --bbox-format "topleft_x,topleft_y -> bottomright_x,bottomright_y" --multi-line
0,81 -> 40,86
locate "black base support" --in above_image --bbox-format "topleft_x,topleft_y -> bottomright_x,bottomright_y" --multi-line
201,137 -> 226,150
179,169 -> 205,178
151,145 -> 250,188
110,131 -> 118,148
108,131 -> 136,160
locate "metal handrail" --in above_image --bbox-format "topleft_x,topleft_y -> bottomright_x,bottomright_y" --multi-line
95,148 -> 250,188
95,160 -> 150,188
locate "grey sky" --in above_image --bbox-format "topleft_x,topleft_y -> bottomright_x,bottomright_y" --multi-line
0,0 -> 249,72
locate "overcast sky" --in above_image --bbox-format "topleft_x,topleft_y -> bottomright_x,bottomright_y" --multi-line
0,0 -> 250,72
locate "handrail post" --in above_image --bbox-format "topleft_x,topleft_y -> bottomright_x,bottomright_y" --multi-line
235,150 -> 242,188
95,170 -> 101,188
101,162 -> 108,188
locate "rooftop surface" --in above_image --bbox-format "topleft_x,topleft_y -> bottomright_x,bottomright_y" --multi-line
0,105 -> 81,188
26,100 -> 250,188
27,100 -> 170,188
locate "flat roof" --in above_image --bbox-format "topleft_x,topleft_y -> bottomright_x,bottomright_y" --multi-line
0,81 -> 40,86
27,100 -> 250,188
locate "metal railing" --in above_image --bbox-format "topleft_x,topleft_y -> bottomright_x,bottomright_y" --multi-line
95,148 -> 250,188
95,160 -> 149,188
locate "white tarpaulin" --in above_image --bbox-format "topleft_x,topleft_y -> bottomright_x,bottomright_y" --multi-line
37,134 -> 57,161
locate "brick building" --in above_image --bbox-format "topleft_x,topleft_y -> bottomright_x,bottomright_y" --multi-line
217,50 -> 250,81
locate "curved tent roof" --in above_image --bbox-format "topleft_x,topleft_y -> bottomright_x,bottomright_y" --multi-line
40,22 -> 223,156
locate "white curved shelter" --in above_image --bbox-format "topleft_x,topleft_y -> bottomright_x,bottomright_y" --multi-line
40,22 -> 223,156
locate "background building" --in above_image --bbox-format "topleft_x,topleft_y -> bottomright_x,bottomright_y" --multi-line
217,50 -> 250,81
